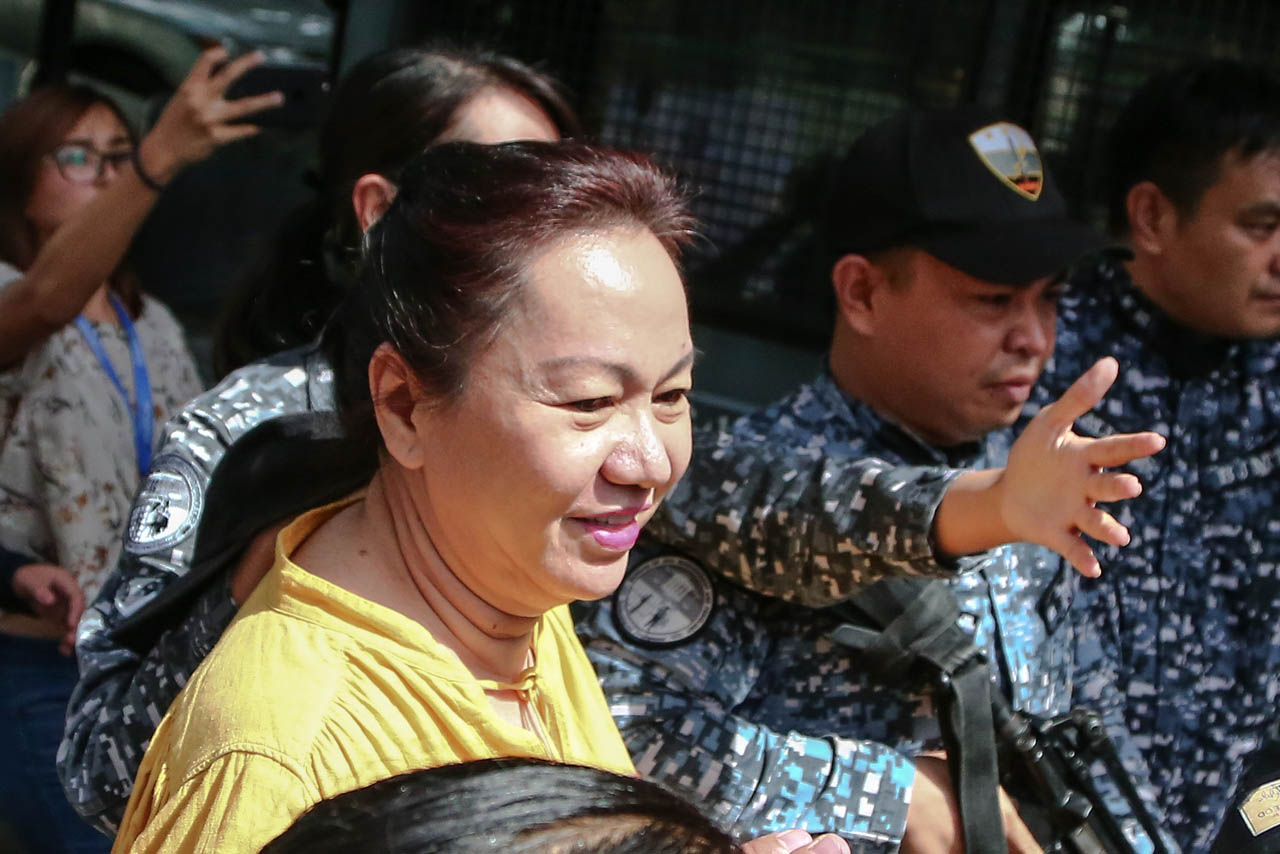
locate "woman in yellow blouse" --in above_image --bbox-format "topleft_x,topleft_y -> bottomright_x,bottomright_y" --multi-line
111,139 -> 700,854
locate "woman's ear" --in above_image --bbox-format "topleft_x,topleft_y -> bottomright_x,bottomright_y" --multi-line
831,253 -> 882,336
368,343 -> 425,470
1125,181 -> 1176,257
352,174 -> 399,233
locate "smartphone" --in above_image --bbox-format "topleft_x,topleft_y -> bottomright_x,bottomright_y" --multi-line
224,61 -> 332,130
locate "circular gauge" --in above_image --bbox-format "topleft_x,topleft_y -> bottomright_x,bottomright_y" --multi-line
612,554 -> 715,647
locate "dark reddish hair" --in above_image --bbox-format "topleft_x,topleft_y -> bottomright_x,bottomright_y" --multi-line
0,83 -> 141,312
327,139 -> 695,445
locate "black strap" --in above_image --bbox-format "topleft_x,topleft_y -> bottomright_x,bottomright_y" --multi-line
829,577 -> 1005,854
947,662 -> 1003,854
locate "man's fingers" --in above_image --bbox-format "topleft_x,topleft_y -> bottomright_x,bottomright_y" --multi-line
1087,471 -> 1143,503
1084,431 -> 1166,468
1051,532 -> 1102,578
209,49 -> 267,91
1077,507 -> 1130,548
1042,357 -> 1118,429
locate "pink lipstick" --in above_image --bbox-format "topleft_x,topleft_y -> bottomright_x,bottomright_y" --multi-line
575,504 -> 650,551
583,519 -> 643,551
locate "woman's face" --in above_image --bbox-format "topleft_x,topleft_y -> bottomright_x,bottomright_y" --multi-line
24,102 -> 132,243
410,227 -> 694,616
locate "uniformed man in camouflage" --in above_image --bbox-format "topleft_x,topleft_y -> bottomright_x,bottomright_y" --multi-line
1027,61 -> 1280,851
575,108 -> 1171,853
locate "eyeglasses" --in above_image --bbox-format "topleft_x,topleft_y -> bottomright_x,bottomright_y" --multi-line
48,143 -> 134,185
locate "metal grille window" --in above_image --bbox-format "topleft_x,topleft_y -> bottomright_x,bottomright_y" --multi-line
402,0 -> 997,349
1031,1 -> 1280,226
400,0 -> 1280,354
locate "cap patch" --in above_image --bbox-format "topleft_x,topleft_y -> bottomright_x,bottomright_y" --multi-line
968,122 -> 1044,201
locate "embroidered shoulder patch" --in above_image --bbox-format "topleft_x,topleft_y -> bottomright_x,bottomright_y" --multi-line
612,554 -> 715,647
124,455 -> 204,554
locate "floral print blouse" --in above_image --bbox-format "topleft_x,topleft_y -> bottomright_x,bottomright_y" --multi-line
0,262 -> 203,604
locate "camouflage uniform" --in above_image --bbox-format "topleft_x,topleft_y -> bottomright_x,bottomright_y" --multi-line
1029,256 -> 1280,852
576,368 -> 1167,852
57,345 -> 336,834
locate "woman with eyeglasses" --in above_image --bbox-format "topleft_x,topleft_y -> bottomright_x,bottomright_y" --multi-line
0,47 -> 279,854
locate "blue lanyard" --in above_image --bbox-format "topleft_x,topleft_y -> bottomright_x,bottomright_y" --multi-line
74,293 -> 153,479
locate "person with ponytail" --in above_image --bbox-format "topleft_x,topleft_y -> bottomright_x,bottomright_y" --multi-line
59,43 -> 578,838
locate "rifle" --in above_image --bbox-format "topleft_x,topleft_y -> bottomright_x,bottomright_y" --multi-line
828,576 -> 1167,854
993,693 -> 1167,854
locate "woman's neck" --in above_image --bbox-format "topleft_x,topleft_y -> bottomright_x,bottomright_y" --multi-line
303,468 -> 540,684
80,284 -> 118,324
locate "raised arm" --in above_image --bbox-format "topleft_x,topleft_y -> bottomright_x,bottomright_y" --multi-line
0,47 -> 281,367
645,428 -> 964,606
651,358 -> 1164,607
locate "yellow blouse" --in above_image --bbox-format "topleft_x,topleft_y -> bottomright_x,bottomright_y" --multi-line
112,499 -> 635,854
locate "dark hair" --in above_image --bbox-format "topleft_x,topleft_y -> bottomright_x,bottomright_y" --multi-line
326,139 -> 694,451
1107,59 -> 1280,235
260,758 -> 742,854
0,83 -> 142,313
213,43 -> 582,377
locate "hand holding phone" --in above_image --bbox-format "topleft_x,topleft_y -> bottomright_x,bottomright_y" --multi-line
224,60 -> 331,130
137,47 -> 286,184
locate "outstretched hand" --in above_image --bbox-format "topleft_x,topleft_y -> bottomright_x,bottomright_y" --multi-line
136,46 -> 284,185
11,562 -> 85,656
994,357 -> 1165,577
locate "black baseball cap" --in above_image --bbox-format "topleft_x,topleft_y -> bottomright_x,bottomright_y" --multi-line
822,107 -> 1103,285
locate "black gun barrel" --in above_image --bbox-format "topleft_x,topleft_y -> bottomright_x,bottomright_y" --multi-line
992,692 -> 1142,854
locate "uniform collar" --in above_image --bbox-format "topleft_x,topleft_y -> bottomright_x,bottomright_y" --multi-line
1081,253 -> 1235,378
811,365 -> 986,468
